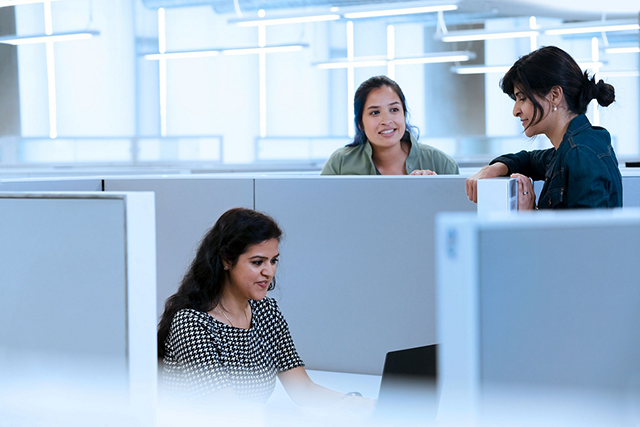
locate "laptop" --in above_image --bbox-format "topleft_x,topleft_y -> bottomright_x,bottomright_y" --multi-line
375,344 -> 439,420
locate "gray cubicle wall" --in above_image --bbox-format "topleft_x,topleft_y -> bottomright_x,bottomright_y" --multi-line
255,176 -> 476,375
103,176 -> 255,317
0,192 -> 157,404
622,171 -> 640,207
0,177 -> 102,191
437,210 -> 640,415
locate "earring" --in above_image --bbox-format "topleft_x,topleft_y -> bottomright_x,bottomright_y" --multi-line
223,266 -> 229,270
553,105 -> 557,112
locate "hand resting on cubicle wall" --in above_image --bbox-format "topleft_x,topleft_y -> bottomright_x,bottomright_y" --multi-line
510,173 -> 536,210
465,163 -> 510,203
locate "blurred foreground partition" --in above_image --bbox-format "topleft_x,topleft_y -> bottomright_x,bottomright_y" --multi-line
436,209 -> 640,424
0,192 -> 157,423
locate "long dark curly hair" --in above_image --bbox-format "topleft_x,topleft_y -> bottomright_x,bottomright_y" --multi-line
157,208 -> 283,359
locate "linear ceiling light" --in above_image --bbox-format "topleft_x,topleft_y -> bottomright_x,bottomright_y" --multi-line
544,20 -> 639,36
0,30 -> 99,45
343,4 -> 457,19
452,61 -> 604,75
222,44 -> 305,55
441,30 -> 538,42
144,44 -> 307,60
0,0 -> 60,6
232,14 -> 340,27
605,47 -> 640,54
144,50 -> 220,60
316,51 -> 474,69
316,59 -> 388,69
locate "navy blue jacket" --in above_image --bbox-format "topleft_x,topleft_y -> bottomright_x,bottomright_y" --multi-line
491,114 -> 622,209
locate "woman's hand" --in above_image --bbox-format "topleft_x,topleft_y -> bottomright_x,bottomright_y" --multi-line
511,173 -> 536,210
410,169 -> 437,175
465,163 -> 509,203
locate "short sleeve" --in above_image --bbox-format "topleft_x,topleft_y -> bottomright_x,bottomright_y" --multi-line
264,299 -> 305,373
166,310 -> 231,395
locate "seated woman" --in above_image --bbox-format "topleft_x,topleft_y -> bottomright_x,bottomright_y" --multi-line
466,45 -> 622,209
321,75 -> 459,175
158,208 -> 370,406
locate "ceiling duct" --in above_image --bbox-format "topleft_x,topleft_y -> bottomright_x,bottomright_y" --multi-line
141,0 -> 419,14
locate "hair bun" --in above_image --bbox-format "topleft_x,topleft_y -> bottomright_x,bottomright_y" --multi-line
595,79 -> 615,107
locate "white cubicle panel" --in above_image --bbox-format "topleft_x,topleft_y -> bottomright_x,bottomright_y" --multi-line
436,210 -> 640,418
255,176 -> 476,375
0,192 -> 157,405
103,176 -> 254,317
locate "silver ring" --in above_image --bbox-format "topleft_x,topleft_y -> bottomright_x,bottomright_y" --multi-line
523,191 -> 529,195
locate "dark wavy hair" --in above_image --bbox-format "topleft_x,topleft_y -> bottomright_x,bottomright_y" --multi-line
500,45 -> 615,130
157,208 -> 283,359
348,75 -> 418,147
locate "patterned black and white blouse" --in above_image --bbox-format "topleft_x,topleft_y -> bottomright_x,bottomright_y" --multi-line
162,297 -> 304,402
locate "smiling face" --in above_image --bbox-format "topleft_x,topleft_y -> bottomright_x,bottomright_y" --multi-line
360,85 -> 406,150
223,239 -> 279,302
512,86 -> 552,137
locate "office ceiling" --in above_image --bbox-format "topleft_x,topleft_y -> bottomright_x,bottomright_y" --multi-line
140,0 -> 639,20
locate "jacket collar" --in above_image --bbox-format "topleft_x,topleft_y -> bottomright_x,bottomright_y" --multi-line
564,114 -> 591,137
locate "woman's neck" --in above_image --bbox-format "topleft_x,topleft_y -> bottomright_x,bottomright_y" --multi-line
372,140 -> 410,175
218,287 -> 249,316
547,112 -> 578,149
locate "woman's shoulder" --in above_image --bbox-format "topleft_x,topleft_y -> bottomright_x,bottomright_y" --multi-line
412,141 -> 459,173
321,144 -> 369,175
251,297 -> 280,315
171,308 -> 214,330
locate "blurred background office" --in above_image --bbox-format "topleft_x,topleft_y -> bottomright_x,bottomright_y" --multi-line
0,0 -> 638,172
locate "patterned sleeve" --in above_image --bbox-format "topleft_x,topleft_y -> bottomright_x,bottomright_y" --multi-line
267,299 -> 305,373
167,310 -> 231,395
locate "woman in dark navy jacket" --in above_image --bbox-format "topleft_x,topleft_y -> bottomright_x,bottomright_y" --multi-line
466,46 -> 622,209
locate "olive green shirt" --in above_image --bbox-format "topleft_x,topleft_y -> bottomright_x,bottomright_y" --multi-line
320,135 -> 459,175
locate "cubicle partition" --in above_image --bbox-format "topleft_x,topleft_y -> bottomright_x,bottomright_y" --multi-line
101,175 -> 476,375
0,192 -> 157,409
255,176 -> 476,374
436,209 -> 640,419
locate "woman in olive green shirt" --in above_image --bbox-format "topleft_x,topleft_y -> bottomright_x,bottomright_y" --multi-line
321,76 -> 459,176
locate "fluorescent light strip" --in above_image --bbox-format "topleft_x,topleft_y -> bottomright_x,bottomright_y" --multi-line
0,0 -> 60,6
234,14 -> 340,27
387,25 -> 395,79
346,20 -> 354,139
143,45 -> 306,60
451,65 -> 511,74
452,61 -> 604,75
343,4 -> 457,19
144,50 -> 219,60
222,45 -> 304,55
0,31 -> 98,45
605,47 -> 640,54
395,54 -> 473,65
317,51 -> 475,69
259,25 -> 267,138
316,59 -> 388,69
44,0 -> 56,139
44,0 -> 52,35
442,30 -> 538,42
544,23 -> 639,36
158,8 -> 167,137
